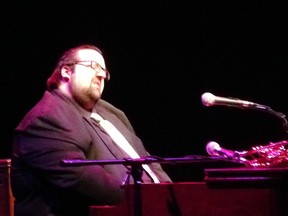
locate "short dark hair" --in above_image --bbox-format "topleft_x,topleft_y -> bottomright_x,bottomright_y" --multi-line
46,44 -> 103,91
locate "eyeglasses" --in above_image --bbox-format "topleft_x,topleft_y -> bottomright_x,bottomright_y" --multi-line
71,61 -> 110,81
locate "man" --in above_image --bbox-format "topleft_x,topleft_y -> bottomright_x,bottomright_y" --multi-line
11,44 -> 172,216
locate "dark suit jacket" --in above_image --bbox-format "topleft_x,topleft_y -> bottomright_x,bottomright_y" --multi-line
11,89 -> 171,216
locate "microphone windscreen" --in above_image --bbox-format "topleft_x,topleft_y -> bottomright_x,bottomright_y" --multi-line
201,92 -> 215,106
206,141 -> 220,156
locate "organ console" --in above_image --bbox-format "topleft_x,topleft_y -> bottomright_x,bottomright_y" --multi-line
3,142 -> 288,216
90,167 -> 288,216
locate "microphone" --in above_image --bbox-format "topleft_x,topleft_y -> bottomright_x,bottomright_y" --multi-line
201,92 -> 257,108
206,141 -> 237,158
206,141 -> 248,164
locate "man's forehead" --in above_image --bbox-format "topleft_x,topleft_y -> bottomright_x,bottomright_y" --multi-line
77,49 -> 106,69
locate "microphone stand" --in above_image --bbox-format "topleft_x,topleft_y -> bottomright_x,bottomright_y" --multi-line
61,155 -> 232,216
249,103 -> 288,134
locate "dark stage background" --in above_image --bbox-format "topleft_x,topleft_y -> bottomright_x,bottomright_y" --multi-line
2,1 -> 288,181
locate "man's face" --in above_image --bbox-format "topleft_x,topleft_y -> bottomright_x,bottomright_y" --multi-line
69,49 -> 108,105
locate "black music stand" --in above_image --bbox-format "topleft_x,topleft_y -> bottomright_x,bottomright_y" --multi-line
61,155 -> 237,216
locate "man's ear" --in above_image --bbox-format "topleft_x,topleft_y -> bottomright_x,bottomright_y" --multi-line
61,66 -> 72,82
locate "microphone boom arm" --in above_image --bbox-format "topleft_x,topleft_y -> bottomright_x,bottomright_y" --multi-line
250,104 -> 288,134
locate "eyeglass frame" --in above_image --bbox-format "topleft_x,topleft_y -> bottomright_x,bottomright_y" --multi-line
68,60 -> 111,81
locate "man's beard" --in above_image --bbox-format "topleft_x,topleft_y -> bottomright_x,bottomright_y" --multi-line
73,86 -> 101,110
